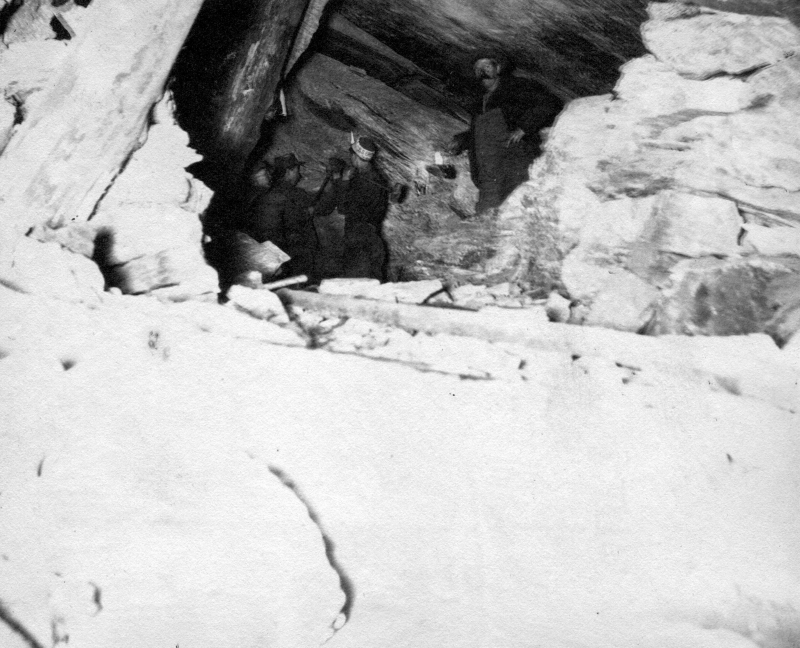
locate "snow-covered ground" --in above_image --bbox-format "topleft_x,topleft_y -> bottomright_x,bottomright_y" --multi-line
1,285 -> 798,648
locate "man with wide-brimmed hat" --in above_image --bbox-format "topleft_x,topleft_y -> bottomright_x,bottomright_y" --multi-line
243,152 -> 316,277
449,51 -> 563,215
315,135 -> 389,280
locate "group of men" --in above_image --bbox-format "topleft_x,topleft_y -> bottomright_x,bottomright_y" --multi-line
234,51 -> 562,285
239,135 -> 389,283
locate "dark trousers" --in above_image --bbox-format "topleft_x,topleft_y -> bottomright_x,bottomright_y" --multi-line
343,222 -> 386,281
473,107 -> 535,214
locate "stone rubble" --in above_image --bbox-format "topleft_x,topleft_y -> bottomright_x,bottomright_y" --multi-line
226,284 -> 292,325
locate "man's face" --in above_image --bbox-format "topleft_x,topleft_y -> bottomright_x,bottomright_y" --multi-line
350,150 -> 368,169
284,166 -> 301,185
251,166 -> 271,189
473,58 -> 500,90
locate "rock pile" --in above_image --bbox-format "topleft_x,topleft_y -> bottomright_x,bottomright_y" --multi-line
493,2 -> 800,343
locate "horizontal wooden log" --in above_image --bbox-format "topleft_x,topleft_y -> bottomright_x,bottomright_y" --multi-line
318,13 -> 468,121
288,53 -> 466,185
277,287 -> 799,410
0,0 -> 205,269
279,287 -> 552,347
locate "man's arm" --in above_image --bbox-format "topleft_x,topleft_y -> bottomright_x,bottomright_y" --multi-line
446,130 -> 471,155
503,77 -> 564,141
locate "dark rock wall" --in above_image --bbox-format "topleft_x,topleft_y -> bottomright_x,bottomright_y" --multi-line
335,0 -> 649,99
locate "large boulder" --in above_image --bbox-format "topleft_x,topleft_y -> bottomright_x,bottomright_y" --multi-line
587,8 -> 800,221
495,2 -> 800,335
2,237 -> 104,303
642,3 -> 800,78
90,93 -> 218,300
650,257 -> 800,336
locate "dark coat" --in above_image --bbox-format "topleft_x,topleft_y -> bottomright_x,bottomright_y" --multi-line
244,180 -> 313,248
477,75 -> 563,140
448,74 -> 563,212
315,164 -> 389,280
467,75 -> 563,188
316,165 -> 389,230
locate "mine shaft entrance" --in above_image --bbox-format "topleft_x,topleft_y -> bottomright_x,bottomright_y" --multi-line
168,0 -> 643,292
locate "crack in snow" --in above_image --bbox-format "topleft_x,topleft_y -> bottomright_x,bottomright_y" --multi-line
0,599 -> 46,648
268,466 -> 354,639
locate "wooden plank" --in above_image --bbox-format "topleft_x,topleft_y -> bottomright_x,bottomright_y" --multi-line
277,287 -> 799,411
0,0 -> 205,269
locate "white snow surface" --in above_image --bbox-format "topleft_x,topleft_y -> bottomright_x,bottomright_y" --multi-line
1,286 -> 798,648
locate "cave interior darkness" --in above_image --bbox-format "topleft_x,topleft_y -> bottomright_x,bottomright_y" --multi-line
171,0 -> 648,192
167,0 -> 650,285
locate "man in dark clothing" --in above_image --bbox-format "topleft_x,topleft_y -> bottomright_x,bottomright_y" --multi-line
243,153 -> 316,277
315,136 -> 389,280
450,53 -> 564,215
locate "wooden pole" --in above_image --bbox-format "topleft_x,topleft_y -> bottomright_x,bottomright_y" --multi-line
0,0 -> 205,269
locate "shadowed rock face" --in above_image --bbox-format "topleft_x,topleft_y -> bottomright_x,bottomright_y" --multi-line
335,0 -> 649,98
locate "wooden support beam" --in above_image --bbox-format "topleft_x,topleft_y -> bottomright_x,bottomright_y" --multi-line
288,54 -> 466,184
317,13 -> 468,121
213,0 -> 311,183
284,0 -> 332,76
0,0 -> 205,269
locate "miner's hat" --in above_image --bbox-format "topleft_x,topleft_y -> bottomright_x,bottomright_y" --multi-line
471,50 -> 511,72
351,136 -> 378,161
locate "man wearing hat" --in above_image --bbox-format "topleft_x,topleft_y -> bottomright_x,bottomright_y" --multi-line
243,152 -> 316,277
315,136 -> 389,280
449,52 -> 563,215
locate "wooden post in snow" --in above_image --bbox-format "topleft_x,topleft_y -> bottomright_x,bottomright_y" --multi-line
0,0 -> 205,269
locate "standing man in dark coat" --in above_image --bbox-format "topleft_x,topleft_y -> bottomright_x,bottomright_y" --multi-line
243,153 -> 316,277
450,52 -> 564,215
315,136 -> 389,280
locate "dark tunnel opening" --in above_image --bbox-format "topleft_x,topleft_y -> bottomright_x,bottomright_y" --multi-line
168,0 -> 650,293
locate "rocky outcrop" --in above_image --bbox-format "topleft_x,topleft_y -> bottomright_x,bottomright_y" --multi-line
88,93 -> 218,300
0,2 -> 218,302
17,92 -> 220,302
337,0 -> 648,99
494,2 -> 800,340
